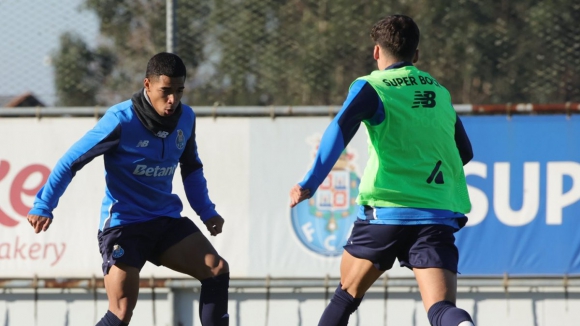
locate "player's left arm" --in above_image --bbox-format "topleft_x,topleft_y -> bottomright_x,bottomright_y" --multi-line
180,116 -> 222,235
291,80 -> 382,207
454,114 -> 473,165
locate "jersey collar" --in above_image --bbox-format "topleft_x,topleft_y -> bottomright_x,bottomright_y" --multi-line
385,61 -> 414,70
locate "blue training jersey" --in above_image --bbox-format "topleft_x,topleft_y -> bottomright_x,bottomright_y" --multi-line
29,100 -> 218,230
298,62 -> 473,228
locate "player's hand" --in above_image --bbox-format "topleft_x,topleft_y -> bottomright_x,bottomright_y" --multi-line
27,214 -> 52,233
204,215 -> 224,236
289,184 -> 310,208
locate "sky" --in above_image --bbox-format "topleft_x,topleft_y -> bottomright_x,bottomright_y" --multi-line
0,0 -> 99,106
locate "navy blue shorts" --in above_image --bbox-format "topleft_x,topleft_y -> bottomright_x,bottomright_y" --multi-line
97,216 -> 200,275
344,219 -> 460,273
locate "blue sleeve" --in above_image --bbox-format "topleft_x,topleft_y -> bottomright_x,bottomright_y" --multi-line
29,111 -> 121,218
299,80 -> 383,193
180,117 -> 218,222
454,114 -> 473,165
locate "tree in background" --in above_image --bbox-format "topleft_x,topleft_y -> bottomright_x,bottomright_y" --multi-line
53,0 -> 579,106
206,0 -> 409,105
524,0 -> 580,103
413,0 -> 580,104
80,0 -> 210,105
53,32 -> 115,106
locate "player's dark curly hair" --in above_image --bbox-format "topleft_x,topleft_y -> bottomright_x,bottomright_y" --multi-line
145,52 -> 186,79
370,15 -> 420,62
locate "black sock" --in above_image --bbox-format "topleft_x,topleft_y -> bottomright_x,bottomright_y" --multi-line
95,310 -> 128,326
199,272 -> 230,326
317,284 -> 363,326
428,300 -> 473,326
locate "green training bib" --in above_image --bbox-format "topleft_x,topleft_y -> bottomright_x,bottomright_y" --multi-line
355,66 -> 471,214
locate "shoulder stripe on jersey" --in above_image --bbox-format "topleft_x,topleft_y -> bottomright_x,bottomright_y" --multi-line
71,125 -> 121,175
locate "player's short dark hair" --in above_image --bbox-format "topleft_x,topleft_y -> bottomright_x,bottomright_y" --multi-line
145,52 -> 187,79
370,15 -> 420,61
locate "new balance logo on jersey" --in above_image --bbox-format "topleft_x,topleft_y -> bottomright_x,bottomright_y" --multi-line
412,91 -> 436,108
426,160 -> 444,184
136,140 -> 149,147
133,164 -> 177,177
156,131 -> 170,138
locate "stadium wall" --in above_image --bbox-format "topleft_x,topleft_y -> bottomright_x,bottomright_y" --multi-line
1,112 -> 580,325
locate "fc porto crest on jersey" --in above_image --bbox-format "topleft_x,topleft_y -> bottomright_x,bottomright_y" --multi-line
175,129 -> 185,149
291,135 -> 361,256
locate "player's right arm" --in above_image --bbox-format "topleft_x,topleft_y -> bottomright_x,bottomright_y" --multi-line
179,114 -> 222,235
290,80 -> 382,207
27,111 -> 122,231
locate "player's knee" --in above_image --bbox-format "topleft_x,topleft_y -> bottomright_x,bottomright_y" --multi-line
109,297 -> 138,323
212,257 -> 229,276
427,300 -> 473,326
119,311 -> 133,323
220,257 -> 229,273
97,310 -> 132,326
333,284 -> 363,311
109,306 -> 133,323
200,270 -> 230,291
339,280 -> 365,298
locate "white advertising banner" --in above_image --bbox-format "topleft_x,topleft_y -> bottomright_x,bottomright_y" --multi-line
0,115 -> 414,278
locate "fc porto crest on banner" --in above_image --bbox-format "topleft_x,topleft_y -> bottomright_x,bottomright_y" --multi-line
291,135 -> 361,256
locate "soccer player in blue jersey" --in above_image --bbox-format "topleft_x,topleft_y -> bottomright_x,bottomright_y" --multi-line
290,15 -> 475,326
27,53 -> 229,326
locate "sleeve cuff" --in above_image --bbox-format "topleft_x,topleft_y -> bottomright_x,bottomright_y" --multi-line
198,207 -> 219,222
299,174 -> 324,196
28,207 -> 54,219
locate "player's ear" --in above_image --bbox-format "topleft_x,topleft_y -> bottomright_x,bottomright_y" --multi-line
144,78 -> 150,91
413,49 -> 419,63
373,45 -> 381,60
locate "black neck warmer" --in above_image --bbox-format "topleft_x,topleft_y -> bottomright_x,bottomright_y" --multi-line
131,88 -> 183,138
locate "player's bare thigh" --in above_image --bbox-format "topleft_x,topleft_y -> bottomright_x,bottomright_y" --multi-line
159,231 -> 229,280
340,250 -> 384,298
413,267 -> 457,311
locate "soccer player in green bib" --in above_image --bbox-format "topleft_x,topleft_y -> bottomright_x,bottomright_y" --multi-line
290,15 -> 474,326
